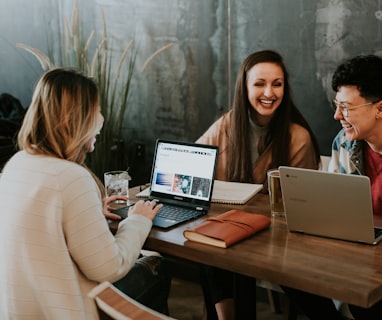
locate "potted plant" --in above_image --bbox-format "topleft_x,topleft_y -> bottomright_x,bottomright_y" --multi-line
16,1 -> 172,180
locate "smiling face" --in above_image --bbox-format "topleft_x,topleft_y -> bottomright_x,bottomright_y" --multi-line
334,85 -> 380,142
246,62 -> 284,126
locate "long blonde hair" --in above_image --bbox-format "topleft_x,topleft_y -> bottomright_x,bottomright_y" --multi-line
18,68 -> 105,195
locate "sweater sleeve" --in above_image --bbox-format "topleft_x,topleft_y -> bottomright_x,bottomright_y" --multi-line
196,123 -> 220,146
289,123 -> 319,170
196,113 -> 229,147
196,113 -> 231,181
61,165 -> 152,283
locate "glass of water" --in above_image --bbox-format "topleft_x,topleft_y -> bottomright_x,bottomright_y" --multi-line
104,170 -> 131,205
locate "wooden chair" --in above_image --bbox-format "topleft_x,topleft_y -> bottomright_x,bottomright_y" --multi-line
88,281 -> 176,320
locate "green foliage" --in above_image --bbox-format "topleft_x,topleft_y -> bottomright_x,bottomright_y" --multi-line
16,1 -> 172,180
17,2 -> 137,180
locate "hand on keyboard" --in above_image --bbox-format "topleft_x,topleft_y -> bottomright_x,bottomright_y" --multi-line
130,199 -> 163,221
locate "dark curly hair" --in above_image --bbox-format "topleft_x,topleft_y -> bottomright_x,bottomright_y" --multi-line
332,54 -> 382,101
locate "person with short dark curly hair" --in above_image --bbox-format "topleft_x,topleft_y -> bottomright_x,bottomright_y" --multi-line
283,54 -> 382,320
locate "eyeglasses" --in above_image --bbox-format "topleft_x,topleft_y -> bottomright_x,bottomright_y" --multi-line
331,99 -> 379,117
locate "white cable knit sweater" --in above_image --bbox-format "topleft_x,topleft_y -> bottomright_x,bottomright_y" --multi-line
0,151 -> 152,319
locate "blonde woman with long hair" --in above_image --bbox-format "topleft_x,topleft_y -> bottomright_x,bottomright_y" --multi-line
0,68 -> 171,319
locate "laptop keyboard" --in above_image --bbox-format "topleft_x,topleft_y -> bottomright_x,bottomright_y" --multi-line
156,204 -> 202,222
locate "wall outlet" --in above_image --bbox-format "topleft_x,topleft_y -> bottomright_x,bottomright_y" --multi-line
135,143 -> 145,160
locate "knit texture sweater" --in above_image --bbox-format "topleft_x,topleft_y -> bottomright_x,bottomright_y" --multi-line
0,151 -> 152,319
197,111 -> 318,185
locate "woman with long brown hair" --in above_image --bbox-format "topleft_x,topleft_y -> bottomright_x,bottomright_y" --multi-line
197,50 -> 320,319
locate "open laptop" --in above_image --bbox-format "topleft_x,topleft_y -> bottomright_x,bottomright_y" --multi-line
115,139 -> 218,228
279,166 -> 382,245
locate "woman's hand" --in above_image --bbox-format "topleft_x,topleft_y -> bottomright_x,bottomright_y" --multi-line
103,195 -> 129,220
129,199 -> 163,221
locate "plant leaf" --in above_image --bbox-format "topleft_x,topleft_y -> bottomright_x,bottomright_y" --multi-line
15,43 -> 54,70
140,42 -> 173,72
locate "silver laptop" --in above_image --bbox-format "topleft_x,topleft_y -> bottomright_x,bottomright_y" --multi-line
279,166 -> 382,245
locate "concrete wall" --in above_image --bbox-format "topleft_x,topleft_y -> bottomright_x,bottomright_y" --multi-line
1,0 -> 381,184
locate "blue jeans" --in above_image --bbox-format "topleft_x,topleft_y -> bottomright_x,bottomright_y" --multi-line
113,255 -> 171,314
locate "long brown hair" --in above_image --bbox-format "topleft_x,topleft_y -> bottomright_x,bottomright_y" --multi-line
227,50 -> 320,182
18,68 -> 105,195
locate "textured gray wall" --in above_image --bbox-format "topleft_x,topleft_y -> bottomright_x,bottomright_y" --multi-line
1,0 -> 381,184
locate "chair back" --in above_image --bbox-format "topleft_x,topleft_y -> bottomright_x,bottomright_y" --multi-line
88,281 -> 175,320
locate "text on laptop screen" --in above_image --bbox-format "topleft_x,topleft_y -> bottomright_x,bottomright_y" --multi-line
151,141 -> 217,201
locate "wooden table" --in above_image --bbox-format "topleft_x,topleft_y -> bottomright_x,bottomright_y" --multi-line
112,187 -> 382,315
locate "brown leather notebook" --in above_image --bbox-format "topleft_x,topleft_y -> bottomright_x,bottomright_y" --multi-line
183,209 -> 271,248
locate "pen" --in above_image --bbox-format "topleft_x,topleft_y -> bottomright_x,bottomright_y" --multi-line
139,183 -> 150,191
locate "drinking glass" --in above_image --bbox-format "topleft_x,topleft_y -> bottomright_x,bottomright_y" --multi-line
104,170 -> 131,205
267,169 -> 285,217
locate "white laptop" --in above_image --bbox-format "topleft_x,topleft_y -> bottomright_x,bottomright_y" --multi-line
279,166 -> 382,245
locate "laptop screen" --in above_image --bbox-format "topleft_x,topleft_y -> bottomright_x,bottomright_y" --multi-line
149,139 -> 218,208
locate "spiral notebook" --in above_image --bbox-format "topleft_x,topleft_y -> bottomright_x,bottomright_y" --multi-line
210,180 -> 263,204
137,180 -> 263,205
